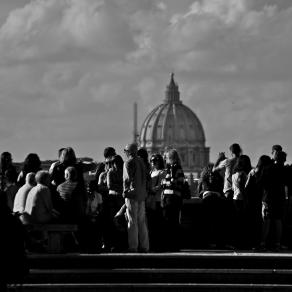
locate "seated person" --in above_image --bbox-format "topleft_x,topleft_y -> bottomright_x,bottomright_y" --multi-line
24,171 -> 59,224
57,166 -> 86,223
13,172 -> 36,214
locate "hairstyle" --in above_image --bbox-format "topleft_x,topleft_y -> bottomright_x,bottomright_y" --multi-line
103,147 -> 116,159
255,155 -> 273,183
165,149 -> 181,166
199,163 -> 223,194
58,148 -> 65,159
229,143 -> 242,156
65,166 -> 77,181
137,147 -> 149,163
60,147 -> 77,165
0,152 -> 12,172
124,143 -> 138,155
274,151 -> 287,164
22,153 -> 41,173
272,144 -> 282,152
25,172 -> 36,186
200,163 -> 215,180
233,154 -> 252,174
111,155 -> 124,171
137,147 -> 150,172
35,170 -> 50,185
150,153 -> 165,170
256,155 -> 272,170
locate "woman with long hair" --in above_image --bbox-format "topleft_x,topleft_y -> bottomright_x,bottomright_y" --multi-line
148,153 -> 166,251
17,153 -> 41,187
245,155 -> 272,248
161,148 -> 185,251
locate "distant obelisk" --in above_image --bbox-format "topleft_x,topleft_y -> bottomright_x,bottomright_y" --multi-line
133,102 -> 138,144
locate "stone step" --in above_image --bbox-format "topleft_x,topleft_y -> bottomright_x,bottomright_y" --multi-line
8,283 -> 292,292
25,268 -> 292,284
27,252 -> 292,270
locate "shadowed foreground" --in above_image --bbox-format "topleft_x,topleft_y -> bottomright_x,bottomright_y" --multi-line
8,250 -> 292,292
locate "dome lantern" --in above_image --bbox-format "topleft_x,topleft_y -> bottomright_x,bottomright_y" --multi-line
164,73 -> 181,104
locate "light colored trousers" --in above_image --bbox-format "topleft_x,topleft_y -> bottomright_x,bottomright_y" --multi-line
125,198 -> 149,251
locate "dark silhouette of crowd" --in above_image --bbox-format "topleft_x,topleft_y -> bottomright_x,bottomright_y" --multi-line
199,143 -> 292,251
0,145 -> 191,259
1,141 -> 292,287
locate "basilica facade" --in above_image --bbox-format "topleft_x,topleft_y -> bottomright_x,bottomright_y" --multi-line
139,74 -> 209,175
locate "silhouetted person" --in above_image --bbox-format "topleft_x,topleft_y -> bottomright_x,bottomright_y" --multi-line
0,200 -> 28,290
245,155 -> 272,248
261,151 -> 289,250
198,164 -> 225,248
123,143 -> 149,252
0,152 -> 17,192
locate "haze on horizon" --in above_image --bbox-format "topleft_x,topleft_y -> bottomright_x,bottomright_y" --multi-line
0,0 -> 292,166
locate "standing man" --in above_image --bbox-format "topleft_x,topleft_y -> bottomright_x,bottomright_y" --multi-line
123,143 -> 149,252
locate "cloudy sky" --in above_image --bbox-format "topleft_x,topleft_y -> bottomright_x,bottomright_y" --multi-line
0,0 -> 292,165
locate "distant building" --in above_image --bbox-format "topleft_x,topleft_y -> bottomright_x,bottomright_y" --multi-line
139,73 -> 209,175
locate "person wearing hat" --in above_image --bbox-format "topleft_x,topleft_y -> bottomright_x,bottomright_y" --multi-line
123,143 -> 149,252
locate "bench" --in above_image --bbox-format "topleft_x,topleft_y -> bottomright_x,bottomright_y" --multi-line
25,223 -> 78,253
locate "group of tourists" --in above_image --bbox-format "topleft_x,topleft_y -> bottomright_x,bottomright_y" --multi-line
1,142 -> 291,256
198,143 -> 291,251
0,144 -> 190,254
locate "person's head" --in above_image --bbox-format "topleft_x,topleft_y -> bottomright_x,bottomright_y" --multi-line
35,170 -> 50,186
274,150 -> 287,165
25,172 -> 36,186
165,149 -> 181,166
58,148 -> 65,159
60,147 -> 77,165
1,152 -> 12,169
256,155 -> 272,171
104,147 -> 116,163
111,155 -> 124,171
272,144 -> 282,160
124,143 -> 138,158
137,147 -> 149,166
23,153 -> 41,173
200,163 -> 218,185
150,153 -> 165,170
233,154 -> 252,174
64,166 -> 77,182
229,143 -> 242,157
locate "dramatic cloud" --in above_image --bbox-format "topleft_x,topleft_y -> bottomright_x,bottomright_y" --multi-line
0,0 -> 292,164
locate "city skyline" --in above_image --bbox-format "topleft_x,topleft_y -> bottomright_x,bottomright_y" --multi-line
0,0 -> 292,166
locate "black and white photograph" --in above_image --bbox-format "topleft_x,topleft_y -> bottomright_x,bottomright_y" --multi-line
2,0 -> 292,291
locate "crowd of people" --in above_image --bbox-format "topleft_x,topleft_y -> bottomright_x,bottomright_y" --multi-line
198,143 -> 291,251
1,142 -> 291,261
0,144 -> 190,256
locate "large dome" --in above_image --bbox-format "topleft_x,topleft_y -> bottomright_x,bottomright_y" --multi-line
139,73 -> 209,174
